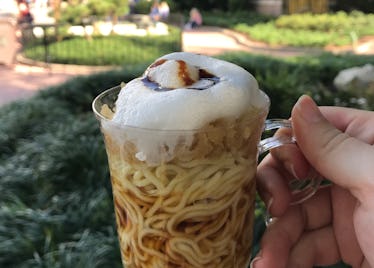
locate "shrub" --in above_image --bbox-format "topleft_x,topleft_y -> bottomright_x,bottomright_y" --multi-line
132,0 -> 152,14
59,0 -> 129,24
203,10 -> 271,28
0,69 -> 137,267
275,11 -> 374,34
232,11 -> 374,47
235,22 -> 348,46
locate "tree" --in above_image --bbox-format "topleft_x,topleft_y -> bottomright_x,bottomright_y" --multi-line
53,0 -> 62,22
88,0 -> 129,24
60,0 -> 129,24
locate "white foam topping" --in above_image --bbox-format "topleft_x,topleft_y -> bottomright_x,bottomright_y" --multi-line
105,52 -> 269,164
111,52 -> 268,130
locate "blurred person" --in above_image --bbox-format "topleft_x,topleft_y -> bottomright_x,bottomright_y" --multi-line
159,1 -> 169,20
17,0 -> 33,24
252,95 -> 374,268
149,0 -> 160,22
185,7 -> 202,29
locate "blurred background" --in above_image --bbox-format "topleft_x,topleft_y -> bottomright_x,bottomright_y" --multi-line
0,0 -> 373,267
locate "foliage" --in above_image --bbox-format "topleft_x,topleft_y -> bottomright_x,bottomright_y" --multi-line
60,2 -> 89,24
173,0 -> 226,11
132,0 -> 152,14
22,26 -> 181,66
332,0 -> 374,13
173,0 -> 252,12
87,0 -> 128,19
60,0 -> 129,24
1,53 -> 374,267
202,10 -> 271,28
133,0 -> 177,15
235,22 -> 348,47
232,11 -> 374,47
0,69 -> 135,267
275,11 -> 374,34
227,0 -> 253,11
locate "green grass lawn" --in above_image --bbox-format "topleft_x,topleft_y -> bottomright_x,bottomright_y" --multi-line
22,26 -> 181,66
1,53 -> 373,267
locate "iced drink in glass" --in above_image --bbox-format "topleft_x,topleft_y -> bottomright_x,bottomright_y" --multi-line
93,52 -> 270,267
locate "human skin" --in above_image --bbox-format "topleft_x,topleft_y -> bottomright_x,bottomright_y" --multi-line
252,95 -> 374,268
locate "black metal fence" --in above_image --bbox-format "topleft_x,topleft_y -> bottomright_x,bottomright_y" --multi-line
19,14 -> 184,66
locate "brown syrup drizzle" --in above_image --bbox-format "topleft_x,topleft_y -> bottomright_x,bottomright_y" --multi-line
149,59 -> 167,68
199,69 -> 215,79
143,59 -> 220,91
177,60 -> 195,86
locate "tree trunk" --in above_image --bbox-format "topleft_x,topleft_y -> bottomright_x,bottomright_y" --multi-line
53,0 -> 62,23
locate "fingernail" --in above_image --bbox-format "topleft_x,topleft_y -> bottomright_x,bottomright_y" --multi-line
265,197 -> 276,226
266,197 -> 274,214
250,251 -> 262,268
285,161 -> 300,180
294,95 -> 322,123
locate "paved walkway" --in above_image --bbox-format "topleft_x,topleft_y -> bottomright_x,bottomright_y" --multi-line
1,26 -> 373,106
0,62 -> 116,106
0,65 -> 72,106
182,26 -> 322,57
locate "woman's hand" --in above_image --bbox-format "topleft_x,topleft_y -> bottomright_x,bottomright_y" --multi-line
253,95 -> 374,268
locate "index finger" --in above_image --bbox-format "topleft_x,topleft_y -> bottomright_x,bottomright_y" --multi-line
319,106 -> 374,144
257,105 -> 374,212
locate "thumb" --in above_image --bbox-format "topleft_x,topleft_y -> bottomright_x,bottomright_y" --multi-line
291,95 -> 374,200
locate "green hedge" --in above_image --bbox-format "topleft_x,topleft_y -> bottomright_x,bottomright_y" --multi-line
275,11 -> 372,31
202,10 -> 271,28
233,11 -> 374,47
1,53 -> 373,267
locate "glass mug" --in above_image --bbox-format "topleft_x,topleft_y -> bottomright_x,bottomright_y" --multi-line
92,85 -> 322,268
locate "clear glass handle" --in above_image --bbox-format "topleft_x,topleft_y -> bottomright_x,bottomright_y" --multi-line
259,119 -> 323,210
